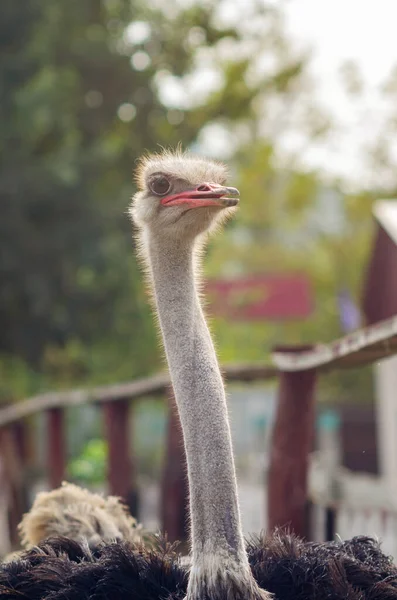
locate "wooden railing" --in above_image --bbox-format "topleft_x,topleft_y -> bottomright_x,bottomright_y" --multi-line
268,315 -> 397,537
0,363 -> 277,546
0,364 -> 277,428
1,316 -> 397,547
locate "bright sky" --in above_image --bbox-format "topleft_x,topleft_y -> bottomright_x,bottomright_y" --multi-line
282,0 -> 397,185
285,0 -> 397,86
157,0 -> 397,186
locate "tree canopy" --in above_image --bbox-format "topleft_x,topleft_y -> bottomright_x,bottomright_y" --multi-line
0,0 -> 388,402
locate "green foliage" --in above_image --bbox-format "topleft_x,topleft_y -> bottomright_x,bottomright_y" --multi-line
68,438 -> 107,485
0,0 -> 384,407
0,0 -> 310,397
0,355 -> 40,404
205,141 -> 378,401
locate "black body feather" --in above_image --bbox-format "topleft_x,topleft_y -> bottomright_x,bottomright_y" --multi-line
1,532 -> 397,600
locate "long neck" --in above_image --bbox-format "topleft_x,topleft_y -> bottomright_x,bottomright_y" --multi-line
144,231 -> 247,564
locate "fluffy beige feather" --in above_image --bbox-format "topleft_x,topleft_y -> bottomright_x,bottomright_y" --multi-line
18,482 -> 143,550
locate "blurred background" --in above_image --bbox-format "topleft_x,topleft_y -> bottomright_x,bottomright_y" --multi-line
1,0 -> 397,559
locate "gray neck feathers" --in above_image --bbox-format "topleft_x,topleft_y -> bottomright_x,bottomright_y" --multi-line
145,232 -> 247,561
141,229 -> 270,600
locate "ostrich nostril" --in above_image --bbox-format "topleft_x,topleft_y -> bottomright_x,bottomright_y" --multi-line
196,184 -> 211,192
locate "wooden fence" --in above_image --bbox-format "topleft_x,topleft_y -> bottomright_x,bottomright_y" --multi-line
0,364 -> 276,546
308,501 -> 397,561
1,315 -> 397,549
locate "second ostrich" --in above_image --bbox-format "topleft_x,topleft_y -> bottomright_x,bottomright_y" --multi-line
18,482 -> 143,550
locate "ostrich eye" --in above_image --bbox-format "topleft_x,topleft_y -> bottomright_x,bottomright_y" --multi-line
149,176 -> 171,196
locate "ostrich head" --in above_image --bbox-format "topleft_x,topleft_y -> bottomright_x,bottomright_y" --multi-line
130,149 -> 239,239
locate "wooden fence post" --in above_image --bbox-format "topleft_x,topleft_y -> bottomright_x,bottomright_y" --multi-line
103,400 -> 138,516
11,420 -> 30,516
47,408 -> 66,489
268,365 -> 317,538
161,391 -> 188,544
0,426 -> 21,548
0,433 -> 11,557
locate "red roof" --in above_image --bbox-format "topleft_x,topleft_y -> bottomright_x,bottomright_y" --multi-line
205,274 -> 313,321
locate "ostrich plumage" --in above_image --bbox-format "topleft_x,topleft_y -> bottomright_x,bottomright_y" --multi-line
18,482 -> 143,551
1,532 -> 397,599
1,148 -> 396,600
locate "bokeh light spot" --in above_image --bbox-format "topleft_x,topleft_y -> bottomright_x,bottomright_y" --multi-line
117,103 -> 137,122
130,51 -> 151,71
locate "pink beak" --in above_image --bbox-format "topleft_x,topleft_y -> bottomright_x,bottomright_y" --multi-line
160,183 -> 240,208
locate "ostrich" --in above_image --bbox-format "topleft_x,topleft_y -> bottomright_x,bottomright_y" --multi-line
130,149 -> 269,600
1,148 -> 397,600
18,482 -> 143,550
2,482 -> 143,562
